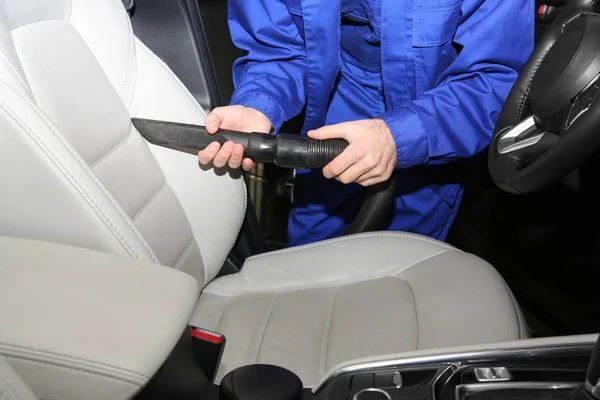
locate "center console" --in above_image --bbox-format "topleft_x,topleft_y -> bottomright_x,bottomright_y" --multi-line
206,336 -> 598,400
313,338 -> 595,400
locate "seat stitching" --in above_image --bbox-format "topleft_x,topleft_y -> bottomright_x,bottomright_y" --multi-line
132,181 -> 168,222
23,95 -> 158,261
253,293 -> 279,364
403,279 -> 419,351
0,343 -> 146,380
89,124 -> 135,169
503,282 -> 527,339
173,237 -> 195,270
517,47 -> 552,123
7,88 -> 159,263
0,102 -> 143,260
320,286 -> 338,378
4,356 -> 143,386
394,250 -> 452,277
246,232 -> 456,262
120,16 -> 135,104
514,39 -> 554,124
0,47 -> 34,99
261,266 -> 317,287
204,252 -> 450,298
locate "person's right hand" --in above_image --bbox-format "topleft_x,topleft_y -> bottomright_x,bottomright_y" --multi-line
198,105 -> 272,171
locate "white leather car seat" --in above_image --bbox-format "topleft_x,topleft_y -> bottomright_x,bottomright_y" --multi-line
0,355 -> 38,400
0,0 -> 526,388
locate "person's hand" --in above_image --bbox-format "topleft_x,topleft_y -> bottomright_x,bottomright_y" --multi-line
198,105 -> 272,171
308,119 -> 397,186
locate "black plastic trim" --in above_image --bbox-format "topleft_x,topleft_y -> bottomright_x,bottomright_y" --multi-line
122,0 -> 135,12
134,330 -> 211,400
130,0 -> 222,111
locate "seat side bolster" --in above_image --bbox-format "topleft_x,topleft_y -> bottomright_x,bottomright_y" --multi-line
130,38 -> 247,284
398,251 -> 523,350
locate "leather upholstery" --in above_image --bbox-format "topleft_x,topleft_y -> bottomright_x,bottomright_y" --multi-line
0,0 -> 246,288
0,0 -> 526,396
0,356 -> 37,400
192,233 -> 526,386
0,237 -> 200,400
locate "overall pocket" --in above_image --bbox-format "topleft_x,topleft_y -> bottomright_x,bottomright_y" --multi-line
412,1 -> 462,47
412,1 -> 462,92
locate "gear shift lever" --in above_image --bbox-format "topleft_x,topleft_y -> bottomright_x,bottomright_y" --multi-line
586,336 -> 600,399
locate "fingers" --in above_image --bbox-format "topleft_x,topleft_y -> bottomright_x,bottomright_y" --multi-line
354,165 -> 385,185
336,160 -> 389,185
326,147 -> 394,185
198,141 -> 247,169
322,146 -> 362,179
228,143 -> 244,169
355,160 -> 396,186
198,141 -> 221,164
205,107 -> 227,134
335,163 -> 371,184
213,141 -> 235,168
356,173 -> 389,186
242,158 -> 255,171
308,122 -> 352,140
358,177 -> 385,187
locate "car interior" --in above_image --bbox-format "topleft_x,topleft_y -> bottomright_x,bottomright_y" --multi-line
1,0 -> 600,400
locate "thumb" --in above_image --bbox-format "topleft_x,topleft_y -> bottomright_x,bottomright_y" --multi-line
205,107 -> 226,134
307,122 -> 352,140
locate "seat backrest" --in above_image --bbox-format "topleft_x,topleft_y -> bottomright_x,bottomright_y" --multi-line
0,0 -> 246,287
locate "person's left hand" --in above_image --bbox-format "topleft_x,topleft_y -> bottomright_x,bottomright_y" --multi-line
308,119 -> 398,186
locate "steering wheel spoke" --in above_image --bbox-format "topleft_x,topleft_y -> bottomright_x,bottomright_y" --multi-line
497,116 -> 544,154
497,116 -> 560,169
505,132 -> 560,170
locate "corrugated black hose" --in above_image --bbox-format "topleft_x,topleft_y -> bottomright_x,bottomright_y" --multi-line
132,118 -> 395,235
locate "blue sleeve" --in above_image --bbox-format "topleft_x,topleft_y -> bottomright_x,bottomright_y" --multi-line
380,0 -> 534,168
227,0 -> 307,132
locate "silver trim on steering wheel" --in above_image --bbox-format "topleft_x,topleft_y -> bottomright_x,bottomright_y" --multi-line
497,116 -> 544,154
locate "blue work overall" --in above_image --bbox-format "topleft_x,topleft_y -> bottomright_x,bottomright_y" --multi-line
227,0 -> 534,246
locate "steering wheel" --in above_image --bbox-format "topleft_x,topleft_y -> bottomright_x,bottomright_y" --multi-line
489,0 -> 600,194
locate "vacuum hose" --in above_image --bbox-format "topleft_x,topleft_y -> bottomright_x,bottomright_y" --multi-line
132,118 -> 395,234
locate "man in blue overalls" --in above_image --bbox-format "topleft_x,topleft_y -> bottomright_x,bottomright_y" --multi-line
198,0 -> 534,246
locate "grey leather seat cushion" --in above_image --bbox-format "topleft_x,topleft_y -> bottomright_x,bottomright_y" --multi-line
0,356 -> 37,400
191,233 -> 526,387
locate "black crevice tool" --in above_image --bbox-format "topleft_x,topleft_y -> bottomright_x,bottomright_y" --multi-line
132,117 -> 396,235
132,118 -> 348,170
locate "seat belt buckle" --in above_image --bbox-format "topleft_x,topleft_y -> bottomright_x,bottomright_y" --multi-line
189,326 -> 226,382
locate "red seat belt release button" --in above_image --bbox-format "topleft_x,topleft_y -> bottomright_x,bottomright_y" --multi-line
189,326 -> 226,382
